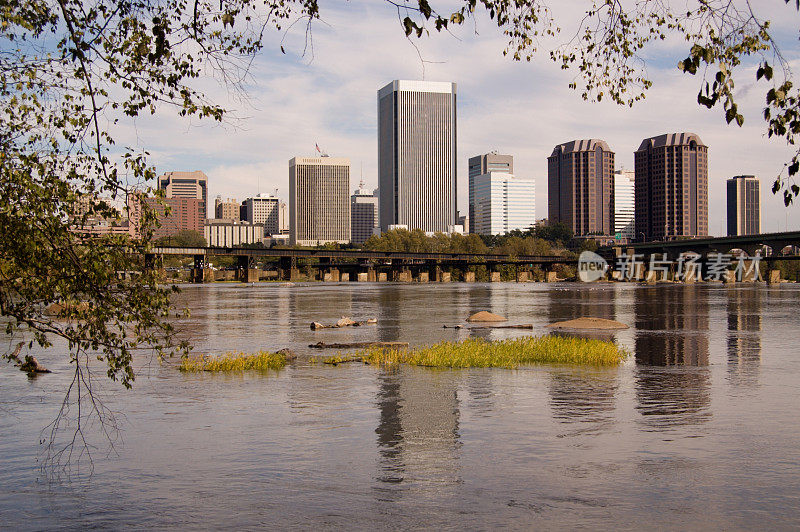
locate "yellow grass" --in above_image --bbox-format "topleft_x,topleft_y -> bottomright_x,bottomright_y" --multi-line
179,351 -> 287,372
316,336 -> 627,368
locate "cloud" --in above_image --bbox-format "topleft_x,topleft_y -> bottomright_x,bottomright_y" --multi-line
110,0 -> 800,234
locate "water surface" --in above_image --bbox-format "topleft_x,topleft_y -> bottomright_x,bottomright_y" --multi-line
2,283 -> 799,529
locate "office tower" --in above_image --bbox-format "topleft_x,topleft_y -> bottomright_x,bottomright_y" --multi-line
727,175 -> 761,236
614,169 -> 635,242
351,182 -> 379,245
289,157 -> 351,246
158,170 -> 208,219
547,139 -> 615,236
144,197 -> 204,240
378,80 -> 457,233
472,172 -> 535,236
204,219 -> 264,247
468,152 -> 513,234
242,193 -> 281,234
214,196 -> 240,221
635,132 -> 708,241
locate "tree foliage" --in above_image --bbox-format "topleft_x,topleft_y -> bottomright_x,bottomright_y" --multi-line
3,0 -> 800,465
155,230 -> 207,247
390,0 -> 800,204
362,228 -> 558,256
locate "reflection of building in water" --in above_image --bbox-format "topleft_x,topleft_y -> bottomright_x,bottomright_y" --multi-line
547,286 -> 617,324
634,286 -> 709,365
726,287 -> 762,387
547,370 -> 618,429
633,286 -> 711,428
634,369 -> 711,428
374,368 -> 462,496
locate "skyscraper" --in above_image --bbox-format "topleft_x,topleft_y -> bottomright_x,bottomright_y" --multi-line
378,80 -> 457,233
158,170 -> 208,219
214,196 -> 240,221
468,152 -> 513,234
289,157 -> 351,246
614,169 -> 635,242
472,172 -> 535,236
242,193 -> 281,234
635,132 -> 708,241
351,182 -> 379,245
727,175 -> 760,236
547,139 -> 615,236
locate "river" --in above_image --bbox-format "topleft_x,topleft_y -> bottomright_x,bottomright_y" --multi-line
2,282 -> 799,529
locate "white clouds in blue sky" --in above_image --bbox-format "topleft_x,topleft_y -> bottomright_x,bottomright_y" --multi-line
127,0 -> 800,233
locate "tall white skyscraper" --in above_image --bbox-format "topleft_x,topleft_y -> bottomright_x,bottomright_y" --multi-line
378,80 -> 457,233
468,152 -> 513,234
289,157 -> 351,246
472,172 -> 535,236
614,169 -> 635,241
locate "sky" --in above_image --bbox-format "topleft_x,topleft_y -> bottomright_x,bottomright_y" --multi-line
122,0 -> 800,234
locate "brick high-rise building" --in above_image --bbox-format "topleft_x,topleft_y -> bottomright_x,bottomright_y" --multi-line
468,152 -> 513,234
378,80 -> 457,233
727,175 -> 760,236
145,197 -> 204,240
214,196 -> 240,221
158,170 -> 208,219
289,157 -> 351,246
635,132 -> 708,241
547,139 -> 614,236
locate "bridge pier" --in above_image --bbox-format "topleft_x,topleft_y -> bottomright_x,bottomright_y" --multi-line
393,267 -> 412,282
464,271 -> 476,283
192,254 -> 208,283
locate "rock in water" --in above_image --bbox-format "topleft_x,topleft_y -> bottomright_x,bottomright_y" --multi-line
466,311 -> 507,323
546,317 -> 628,330
336,317 -> 356,327
310,322 -> 326,330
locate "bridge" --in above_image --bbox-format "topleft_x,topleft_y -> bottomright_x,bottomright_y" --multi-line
607,230 -> 800,259
145,246 -> 577,283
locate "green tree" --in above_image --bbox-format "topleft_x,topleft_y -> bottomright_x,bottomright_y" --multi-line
392,1 -> 800,203
155,230 -> 207,247
532,223 -> 573,247
5,0 -> 800,464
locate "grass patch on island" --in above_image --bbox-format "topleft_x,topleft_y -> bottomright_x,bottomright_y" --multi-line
179,351 -> 287,372
315,336 -> 628,368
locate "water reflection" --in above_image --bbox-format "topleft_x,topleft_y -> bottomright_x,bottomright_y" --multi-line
726,287 -> 762,387
547,285 -> 617,323
634,286 -> 709,365
374,367 -> 462,496
633,286 -> 712,429
548,370 -> 619,433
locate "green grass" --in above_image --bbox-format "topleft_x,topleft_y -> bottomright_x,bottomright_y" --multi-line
179,351 -> 288,372
315,336 -> 628,368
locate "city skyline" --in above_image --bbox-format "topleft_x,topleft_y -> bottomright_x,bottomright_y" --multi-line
126,1 -> 800,235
